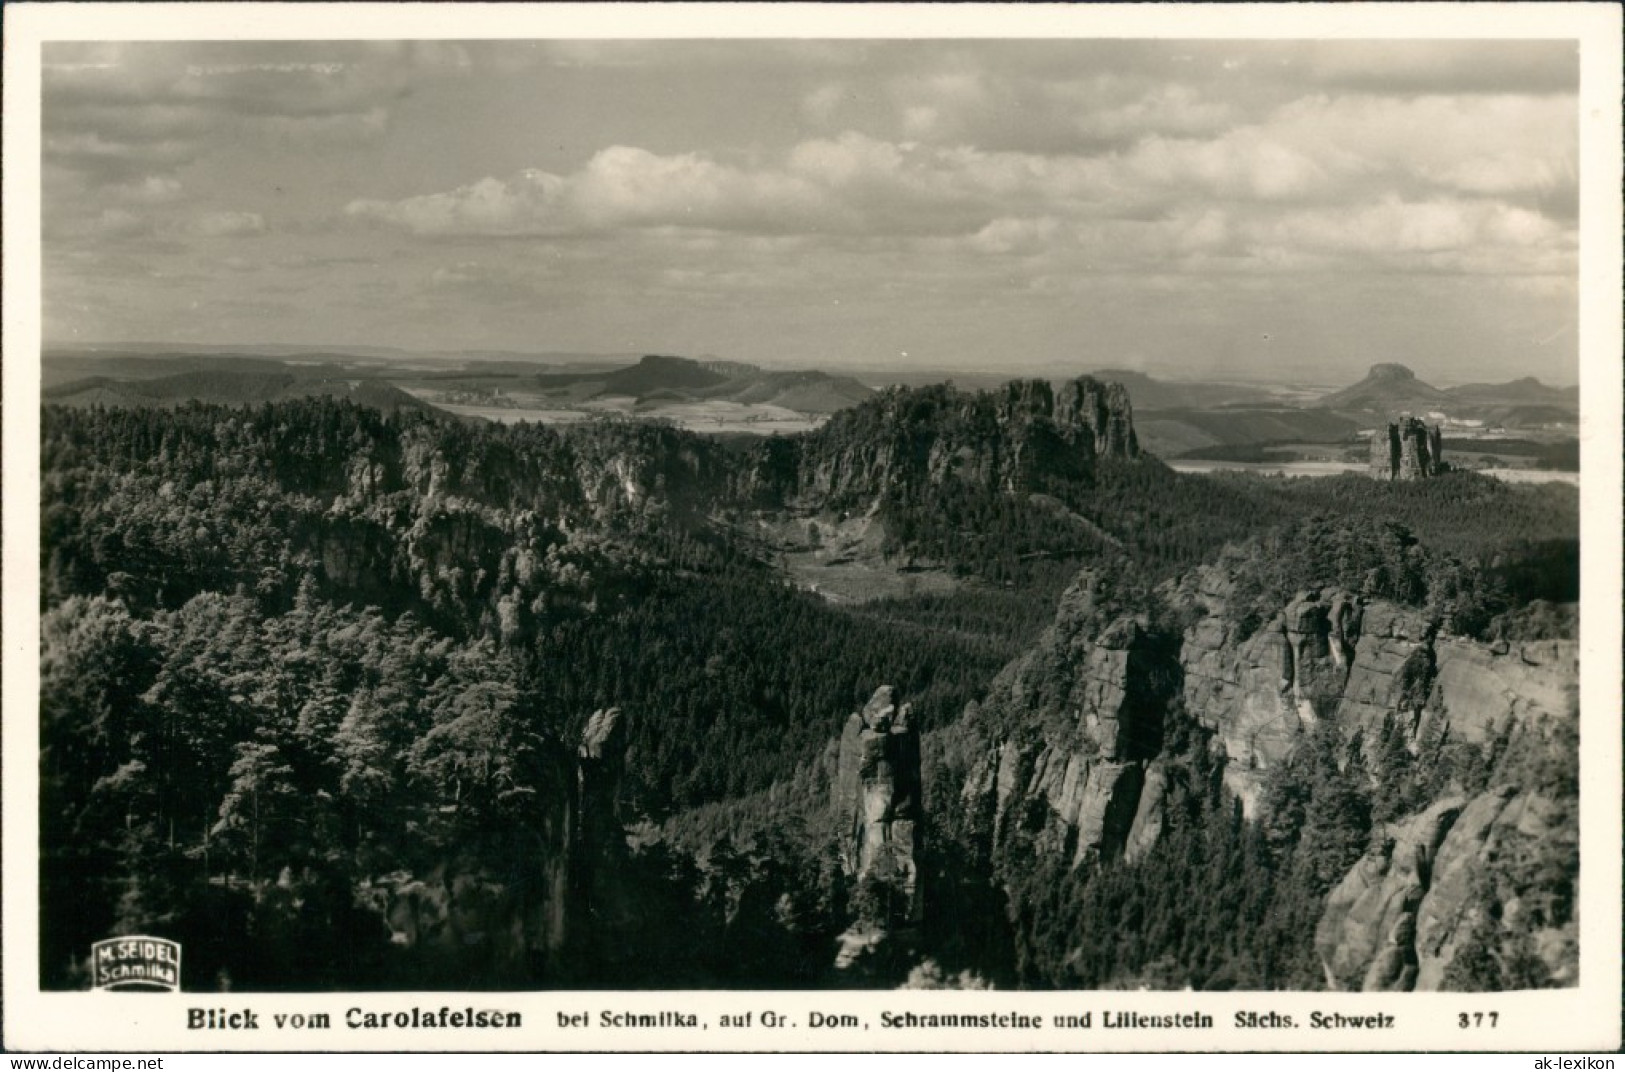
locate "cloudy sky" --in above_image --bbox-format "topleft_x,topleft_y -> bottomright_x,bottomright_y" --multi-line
43,39 -> 1579,383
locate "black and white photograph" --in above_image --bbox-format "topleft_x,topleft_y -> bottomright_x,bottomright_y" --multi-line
5,1 -> 1621,1055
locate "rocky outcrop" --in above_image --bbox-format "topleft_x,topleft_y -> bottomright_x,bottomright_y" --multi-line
374,708 -> 633,985
1316,788 -> 1577,991
834,686 -> 923,925
578,707 -> 627,827
576,707 -> 629,881
1169,572 -> 1577,990
1180,587 -> 1372,812
568,707 -> 637,973
1370,417 -> 1444,481
1426,636 -> 1575,748
1314,795 -> 1466,990
1329,600 -> 1436,742
1123,760 -> 1170,863
754,375 -> 1142,510
1054,377 -> 1140,458
954,572 -> 1180,869
939,553 -> 1576,991
1179,583 -> 1576,817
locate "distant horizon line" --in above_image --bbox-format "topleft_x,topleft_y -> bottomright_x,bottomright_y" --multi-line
39,339 -> 1579,391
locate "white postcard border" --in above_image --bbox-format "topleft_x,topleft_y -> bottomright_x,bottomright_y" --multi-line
4,2 -> 1620,1054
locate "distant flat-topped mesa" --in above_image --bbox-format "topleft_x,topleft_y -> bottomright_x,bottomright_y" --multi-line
1370,417 -> 1444,481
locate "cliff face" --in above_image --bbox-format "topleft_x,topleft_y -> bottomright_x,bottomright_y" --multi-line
1054,377 -> 1141,459
1176,572 -> 1574,815
943,561 -> 1576,991
1180,580 -> 1398,813
834,686 -> 924,925
954,572 -> 1180,870
749,375 -> 1141,510
303,377 -> 1145,624
1315,787 -> 1576,990
375,708 -> 633,985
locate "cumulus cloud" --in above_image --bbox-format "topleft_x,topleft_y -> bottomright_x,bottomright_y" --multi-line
43,130 -> 197,181
109,174 -> 185,204
349,172 -> 559,235
42,41 -> 458,189
188,211 -> 266,238
964,217 -> 1062,256
342,106 -> 1574,281
1268,93 -> 1577,196
850,70 -> 1243,153
41,39 -> 1582,379
48,207 -> 153,241
422,260 -> 560,305
49,205 -> 268,243
1125,129 -> 1331,201
574,147 -> 827,230
1298,40 -> 1578,96
46,41 -> 444,118
350,172 -> 568,235
1244,197 -> 1571,276
350,134 -> 1124,240
348,146 -> 836,236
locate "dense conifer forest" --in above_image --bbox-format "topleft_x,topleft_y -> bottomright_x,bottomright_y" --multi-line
39,397 -> 1579,990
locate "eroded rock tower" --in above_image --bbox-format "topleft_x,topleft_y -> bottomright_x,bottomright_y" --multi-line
1370,417 -> 1444,481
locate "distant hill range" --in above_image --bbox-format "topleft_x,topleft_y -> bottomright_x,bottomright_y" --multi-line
525,354 -> 875,414
42,371 -> 432,413
1086,369 -> 1272,410
1445,376 -> 1578,407
1084,368 -> 1343,457
40,348 -> 1575,457
1316,363 -> 1577,424
1092,362 -> 1576,459
1438,376 -> 1580,428
41,349 -> 876,422
1316,362 -> 1455,413
1133,407 -> 1361,457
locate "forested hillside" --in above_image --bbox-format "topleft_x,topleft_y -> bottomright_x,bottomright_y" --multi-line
39,390 -> 1579,990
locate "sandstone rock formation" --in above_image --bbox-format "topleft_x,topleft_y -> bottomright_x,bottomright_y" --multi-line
1180,585 -> 1575,816
1370,417 -> 1444,480
1193,584 -> 1578,989
578,706 -> 627,828
1315,788 -> 1577,991
374,708 -> 633,985
1182,587 -> 1382,812
942,557 -> 1576,990
1054,376 -> 1141,459
954,572 -> 1178,869
834,686 -> 924,925
1170,567 -> 1577,990
752,375 -> 1142,510
1313,795 -> 1466,991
